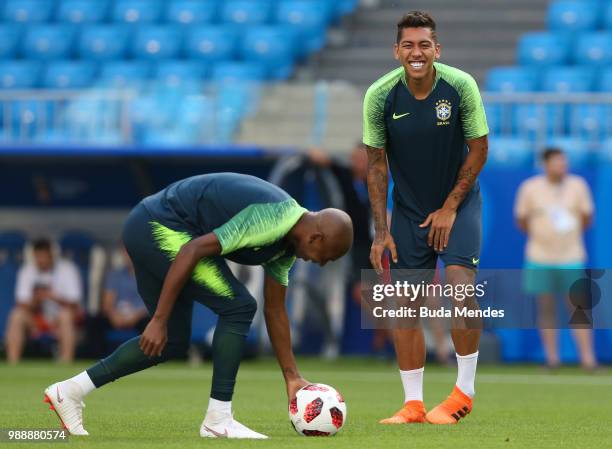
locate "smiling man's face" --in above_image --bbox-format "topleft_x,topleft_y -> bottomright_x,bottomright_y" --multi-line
394,26 -> 440,82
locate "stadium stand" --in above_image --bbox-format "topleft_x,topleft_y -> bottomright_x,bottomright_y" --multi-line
0,0 -> 358,146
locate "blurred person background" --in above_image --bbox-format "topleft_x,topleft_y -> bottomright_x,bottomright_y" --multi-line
515,148 -> 597,370
4,237 -> 82,363
0,0 -> 610,366
83,245 -> 148,358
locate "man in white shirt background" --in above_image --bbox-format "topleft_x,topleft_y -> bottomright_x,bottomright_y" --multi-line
5,238 -> 82,363
514,148 -> 597,370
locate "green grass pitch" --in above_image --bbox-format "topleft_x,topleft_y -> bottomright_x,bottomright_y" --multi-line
1,358 -> 611,448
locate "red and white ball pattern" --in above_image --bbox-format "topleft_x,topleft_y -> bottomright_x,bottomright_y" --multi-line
289,383 -> 347,436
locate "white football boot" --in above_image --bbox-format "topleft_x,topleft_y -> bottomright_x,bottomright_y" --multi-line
43,381 -> 89,436
199,410 -> 268,439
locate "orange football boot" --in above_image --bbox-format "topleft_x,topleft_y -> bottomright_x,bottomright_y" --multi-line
425,386 -> 473,424
379,400 -> 427,424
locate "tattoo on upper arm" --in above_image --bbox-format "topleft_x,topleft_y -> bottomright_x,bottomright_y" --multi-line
365,145 -> 389,236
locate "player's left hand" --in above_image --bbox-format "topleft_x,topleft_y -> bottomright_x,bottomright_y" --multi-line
140,317 -> 168,357
286,377 -> 310,403
420,207 -> 457,252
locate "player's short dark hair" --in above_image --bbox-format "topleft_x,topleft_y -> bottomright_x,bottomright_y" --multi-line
397,11 -> 437,44
32,237 -> 52,252
542,147 -> 564,162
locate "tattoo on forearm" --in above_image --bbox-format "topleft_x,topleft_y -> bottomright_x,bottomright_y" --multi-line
447,140 -> 488,208
365,145 -> 388,239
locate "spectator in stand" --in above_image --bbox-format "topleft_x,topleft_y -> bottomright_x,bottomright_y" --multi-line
5,237 -> 82,363
515,148 -> 597,370
102,246 -> 148,333
86,246 -> 148,357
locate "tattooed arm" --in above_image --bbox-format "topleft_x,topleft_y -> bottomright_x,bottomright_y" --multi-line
443,135 -> 488,211
420,135 -> 488,252
366,145 -> 398,273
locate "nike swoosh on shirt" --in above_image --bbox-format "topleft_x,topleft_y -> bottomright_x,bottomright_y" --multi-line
203,425 -> 228,438
56,387 -> 63,404
392,112 -> 410,120
472,258 -> 480,265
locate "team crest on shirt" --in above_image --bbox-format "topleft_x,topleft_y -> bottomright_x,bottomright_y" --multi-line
435,99 -> 452,125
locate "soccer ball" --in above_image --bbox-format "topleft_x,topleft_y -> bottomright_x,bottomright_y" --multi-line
289,383 -> 347,436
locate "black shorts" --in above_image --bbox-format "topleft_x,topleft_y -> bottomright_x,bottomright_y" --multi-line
391,189 -> 482,271
121,203 -> 256,345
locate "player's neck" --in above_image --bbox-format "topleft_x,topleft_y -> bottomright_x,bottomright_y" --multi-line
406,69 -> 436,100
287,212 -> 315,244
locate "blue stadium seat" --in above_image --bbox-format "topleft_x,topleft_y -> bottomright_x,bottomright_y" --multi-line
0,231 -> 26,261
154,60 -> 209,87
513,104 -> 552,139
185,26 -> 238,61
547,1 -> 599,32
517,33 -> 569,66
541,67 -> 595,92
598,67 -> 612,91
98,61 -> 151,87
220,0 -> 271,25
276,1 -> 330,55
211,61 -> 266,83
604,1 -> 612,30
545,137 -> 593,168
0,231 -> 26,339
0,25 -> 21,59
3,0 -> 54,23
22,25 -> 76,61
131,26 -> 182,60
166,0 -> 217,25
112,0 -> 162,24
332,0 -> 358,21
487,138 -> 534,168
483,104 -> 501,135
143,97 -> 215,146
59,231 -> 96,301
569,104 -> 609,141
573,32 -> 612,67
0,61 -> 42,88
241,26 -> 296,79
43,61 -> 97,89
78,25 -> 130,61
600,138 -> 612,163
57,0 -> 109,24
486,67 -> 538,92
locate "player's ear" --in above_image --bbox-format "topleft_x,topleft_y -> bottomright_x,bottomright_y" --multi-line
393,43 -> 400,61
308,232 -> 324,244
434,43 -> 441,60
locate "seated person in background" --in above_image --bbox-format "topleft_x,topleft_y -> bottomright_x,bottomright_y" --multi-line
102,246 -> 148,332
84,246 -> 148,358
5,237 -> 82,363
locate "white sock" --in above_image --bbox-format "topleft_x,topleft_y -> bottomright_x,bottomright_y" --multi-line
207,398 -> 232,415
67,371 -> 96,396
456,351 -> 479,398
399,367 -> 424,403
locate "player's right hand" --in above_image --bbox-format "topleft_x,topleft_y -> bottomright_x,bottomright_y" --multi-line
140,317 -> 168,357
370,232 -> 398,274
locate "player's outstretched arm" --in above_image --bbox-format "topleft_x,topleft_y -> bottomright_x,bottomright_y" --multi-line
140,232 -> 222,357
365,145 -> 397,273
263,274 -> 309,401
421,135 -> 489,251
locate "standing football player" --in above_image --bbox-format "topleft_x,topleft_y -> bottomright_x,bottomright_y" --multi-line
363,11 -> 488,424
44,172 -> 353,438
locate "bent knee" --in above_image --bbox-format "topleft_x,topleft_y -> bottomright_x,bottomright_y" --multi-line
223,295 -> 257,322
